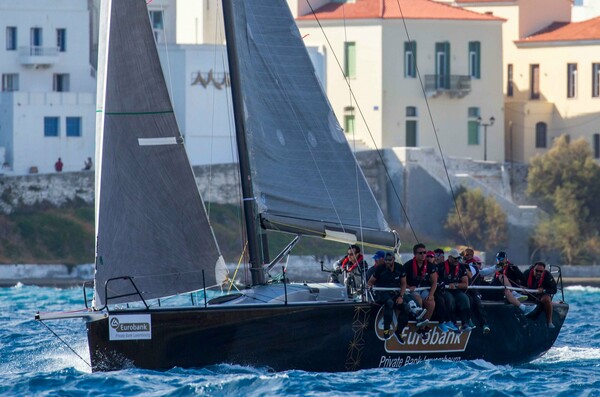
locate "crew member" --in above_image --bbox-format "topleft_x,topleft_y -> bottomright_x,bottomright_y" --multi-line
523,262 -> 558,328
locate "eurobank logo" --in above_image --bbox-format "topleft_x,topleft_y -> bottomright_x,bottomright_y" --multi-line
374,306 -> 471,354
108,314 -> 152,341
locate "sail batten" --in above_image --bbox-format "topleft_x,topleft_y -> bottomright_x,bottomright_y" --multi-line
228,0 -> 396,248
93,0 -> 223,307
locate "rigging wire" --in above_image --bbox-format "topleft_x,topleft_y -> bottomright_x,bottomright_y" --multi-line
305,0 -> 419,244
393,0 -> 470,247
38,320 -> 91,368
341,2 -> 367,255
210,0 -> 248,283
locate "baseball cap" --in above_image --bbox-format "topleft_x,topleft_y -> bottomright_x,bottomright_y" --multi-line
372,250 -> 385,260
447,249 -> 460,259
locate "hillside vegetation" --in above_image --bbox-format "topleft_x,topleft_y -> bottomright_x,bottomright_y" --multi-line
0,203 -> 351,264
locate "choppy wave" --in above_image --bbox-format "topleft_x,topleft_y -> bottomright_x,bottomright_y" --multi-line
1,286 -> 599,396
565,285 -> 600,293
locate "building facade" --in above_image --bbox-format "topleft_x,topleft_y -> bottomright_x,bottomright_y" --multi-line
0,0 -> 96,174
295,0 -> 506,162
455,0 -> 600,163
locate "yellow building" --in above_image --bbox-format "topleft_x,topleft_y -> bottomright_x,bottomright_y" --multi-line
453,0 -> 600,163
293,0 -> 506,162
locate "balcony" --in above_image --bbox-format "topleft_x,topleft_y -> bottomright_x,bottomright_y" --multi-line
19,46 -> 59,68
424,75 -> 471,98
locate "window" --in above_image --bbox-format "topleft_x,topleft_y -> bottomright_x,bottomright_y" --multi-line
56,29 -> 66,52
406,121 -> 417,147
468,107 -> 480,145
594,134 -> 600,159
344,42 -> 356,78
567,63 -> 577,98
468,107 -> 480,118
66,117 -> 82,137
435,42 -> 451,89
593,63 -> 600,98
469,41 -> 480,79
1,74 -> 19,91
535,122 -> 547,148
148,10 -> 164,42
404,41 -> 416,78
31,27 -> 42,47
507,64 -> 514,97
6,27 -> 16,50
44,117 -> 60,137
406,106 -> 417,147
53,74 -> 70,92
530,64 -> 540,99
344,115 -> 355,134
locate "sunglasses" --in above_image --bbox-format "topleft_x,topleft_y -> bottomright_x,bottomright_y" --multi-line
426,255 -> 434,258
535,269 -> 544,274
416,251 -> 427,255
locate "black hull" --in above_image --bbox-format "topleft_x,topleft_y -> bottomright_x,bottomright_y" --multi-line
87,301 -> 568,372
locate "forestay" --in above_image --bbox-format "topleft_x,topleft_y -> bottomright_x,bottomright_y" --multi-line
93,0 -> 224,307
226,0 -> 397,248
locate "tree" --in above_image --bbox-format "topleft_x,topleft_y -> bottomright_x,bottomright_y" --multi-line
445,187 -> 507,252
527,135 -> 600,264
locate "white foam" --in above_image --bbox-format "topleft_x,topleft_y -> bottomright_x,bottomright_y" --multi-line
565,285 -> 600,293
537,346 -> 600,363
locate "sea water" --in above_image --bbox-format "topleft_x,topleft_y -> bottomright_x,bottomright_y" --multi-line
0,285 -> 598,396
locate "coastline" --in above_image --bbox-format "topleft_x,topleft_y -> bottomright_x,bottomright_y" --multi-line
1,262 -> 600,288
1,277 -> 599,288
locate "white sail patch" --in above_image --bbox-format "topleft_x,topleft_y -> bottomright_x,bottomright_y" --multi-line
138,137 -> 181,146
324,229 -> 357,244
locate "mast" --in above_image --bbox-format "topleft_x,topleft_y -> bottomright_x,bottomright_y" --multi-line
221,0 -> 266,285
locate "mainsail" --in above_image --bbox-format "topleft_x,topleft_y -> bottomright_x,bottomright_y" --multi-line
93,0 -> 224,306
223,0 -> 397,249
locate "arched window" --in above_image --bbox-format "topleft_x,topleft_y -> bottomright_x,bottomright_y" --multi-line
535,122 -> 547,148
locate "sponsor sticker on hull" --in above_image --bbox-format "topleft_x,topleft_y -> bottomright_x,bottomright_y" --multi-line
108,314 -> 152,341
374,306 -> 471,354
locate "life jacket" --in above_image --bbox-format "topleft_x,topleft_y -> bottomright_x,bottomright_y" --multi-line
495,261 -> 513,278
341,254 -> 365,273
527,268 -> 545,289
412,258 -> 428,286
443,260 -> 460,281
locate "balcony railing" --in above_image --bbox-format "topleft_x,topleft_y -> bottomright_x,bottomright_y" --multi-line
19,46 -> 59,67
424,75 -> 471,98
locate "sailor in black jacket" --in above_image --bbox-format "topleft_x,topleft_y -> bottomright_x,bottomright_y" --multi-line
523,262 -> 558,328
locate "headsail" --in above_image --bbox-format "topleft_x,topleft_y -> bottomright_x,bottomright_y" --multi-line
224,0 -> 397,249
93,0 -> 224,307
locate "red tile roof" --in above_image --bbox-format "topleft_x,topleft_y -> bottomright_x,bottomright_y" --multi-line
296,0 -> 503,21
455,0 -> 515,3
516,16 -> 600,43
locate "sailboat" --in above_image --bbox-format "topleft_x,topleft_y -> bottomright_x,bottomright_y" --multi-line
36,0 -> 568,372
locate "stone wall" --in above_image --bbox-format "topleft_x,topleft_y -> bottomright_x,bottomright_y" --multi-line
0,149 -> 538,264
0,164 -> 241,214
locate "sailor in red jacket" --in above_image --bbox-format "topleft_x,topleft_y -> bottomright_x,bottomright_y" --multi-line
334,244 -> 368,296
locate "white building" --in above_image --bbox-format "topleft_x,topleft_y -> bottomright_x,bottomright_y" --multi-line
0,0 -> 96,175
572,0 -> 600,22
147,0 -> 325,166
